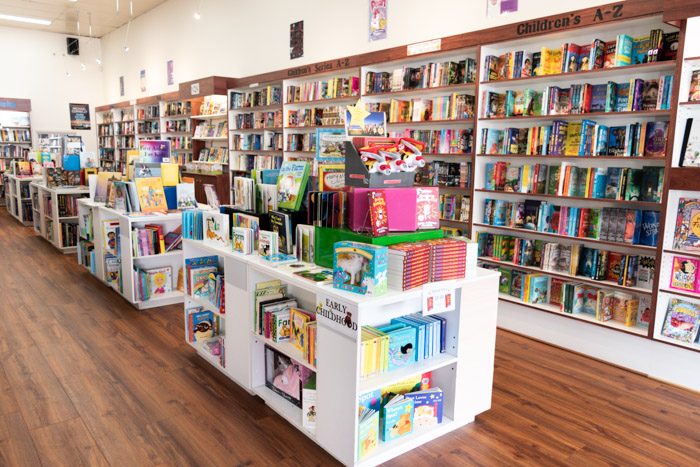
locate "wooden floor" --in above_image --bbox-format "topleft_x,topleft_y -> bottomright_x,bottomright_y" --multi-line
0,209 -> 698,467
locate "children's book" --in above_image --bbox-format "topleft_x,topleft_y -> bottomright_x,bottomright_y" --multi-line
380,395 -> 414,442
679,119 -> 700,168
277,161 -> 310,211
134,177 -> 167,213
673,198 -> 700,251
203,212 -> 229,248
357,407 -> 379,460
661,298 -> 700,344
203,184 -> 220,208
176,183 -> 197,210
269,210 -> 294,254
258,230 -> 279,258
670,256 -> 699,292
318,164 -> 345,191
145,266 -> 172,296
302,374 -> 317,434
404,388 -> 444,428
290,307 -> 315,351
232,227 -> 254,254
368,190 -> 389,236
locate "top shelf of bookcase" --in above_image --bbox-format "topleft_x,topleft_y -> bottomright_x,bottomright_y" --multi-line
229,103 -> 283,113
284,96 -> 360,107
479,60 -> 676,87
362,83 -> 476,98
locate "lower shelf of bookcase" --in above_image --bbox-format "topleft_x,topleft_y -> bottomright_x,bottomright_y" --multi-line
358,416 -> 461,467
252,332 -> 316,371
653,333 -> 700,353
186,340 -> 226,370
359,353 -> 458,393
186,294 -> 224,316
135,290 -> 184,310
498,294 -> 647,336
253,385 -> 313,440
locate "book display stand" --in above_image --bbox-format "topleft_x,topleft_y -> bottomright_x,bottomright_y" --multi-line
31,182 -> 89,253
5,174 -> 39,225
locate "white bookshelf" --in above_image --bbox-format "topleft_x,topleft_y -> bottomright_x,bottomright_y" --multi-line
5,174 -> 40,225
31,182 -> 89,253
160,98 -> 194,165
183,238 -> 499,466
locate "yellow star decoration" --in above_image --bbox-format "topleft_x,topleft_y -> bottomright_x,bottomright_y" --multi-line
346,100 -> 370,127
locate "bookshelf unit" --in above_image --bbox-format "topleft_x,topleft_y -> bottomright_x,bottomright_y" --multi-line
361,49 -> 478,234
182,237 -> 498,466
32,182 -> 89,253
113,103 -> 136,173
135,97 -> 161,142
282,68 -> 360,161
96,105 -> 116,171
472,14 -> 678,340
228,81 -> 284,182
75,202 -> 184,309
5,174 -> 38,225
0,99 -> 32,205
160,95 -> 195,165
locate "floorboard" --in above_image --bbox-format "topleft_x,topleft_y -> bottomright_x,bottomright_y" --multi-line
0,209 -> 698,466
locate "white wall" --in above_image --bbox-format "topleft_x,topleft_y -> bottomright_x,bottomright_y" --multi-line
101,0 -> 613,103
0,26 -> 103,153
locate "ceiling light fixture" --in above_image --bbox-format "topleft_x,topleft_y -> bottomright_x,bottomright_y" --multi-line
0,13 -> 52,26
116,0 -> 120,14
96,58 -> 102,65
129,0 -> 133,16
80,63 -> 86,71
194,0 -> 202,20
123,19 -> 131,53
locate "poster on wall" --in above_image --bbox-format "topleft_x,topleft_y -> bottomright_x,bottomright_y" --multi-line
140,69 -> 147,92
500,0 -> 518,14
69,103 -> 91,130
369,0 -> 387,41
119,76 -> 125,97
290,20 -> 304,59
167,60 -> 174,86
487,0 -> 518,17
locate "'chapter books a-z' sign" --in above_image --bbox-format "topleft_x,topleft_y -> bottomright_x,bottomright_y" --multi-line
316,295 -> 358,338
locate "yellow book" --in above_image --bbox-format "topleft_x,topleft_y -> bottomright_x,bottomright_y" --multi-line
564,122 -> 582,156
134,176 -> 167,213
521,165 -> 531,193
160,162 -> 180,186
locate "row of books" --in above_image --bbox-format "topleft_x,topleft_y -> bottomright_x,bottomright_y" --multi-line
261,302 -> 317,367
114,121 -> 135,135
60,221 -> 79,248
483,30 -> 677,81
197,147 -> 228,164
479,120 -> 668,157
231,131 -> 283,151
0,129 -> 31,142
482,77 -> 672,118
389,128 -> 473,154
484,162 -> 664,202
285,77 -> 360,103
388,238 -> 468,290
440,194 -> 470,223
163,101 -> 192,117
166,136 -> 191,150
230,154 -> 283,172
361,314 -> 446,378
287,106 -> 343,127
186,306 -> 225,367
230,86 -> 282,110
379,94 -> 474,123
483,198 -> 659,246
130,225 -> 182,257
137,121 -> 159,135
0,145 -> 29,158
364,58 -> 477,94
232,110 -> 283,130
414,161 -> 471,188
199,97 -> 227,116
45,194 -> 81,217
164,119 -> 190,133
478,233 -> 655,289
186,255 -> 225,314
193,122 -> 227,138
98,126 -> 114,136
115,135 -> 135,148
136,105 -> 159,120
286,133 -> 316,152
134,265 -> 174,302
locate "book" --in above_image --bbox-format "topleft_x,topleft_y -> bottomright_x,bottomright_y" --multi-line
670,256 -> 699,292
258,230 -> 279,258
679,119 -> 700,167
357,406 -> 379,460
302,374 -> 317,434
380,394 -> 414,442
689,70 -> 700,102
269,210 -> 294,255
673,198 -> 700,251
232,226 -> 254,254
277,161 -> 310,211
134,177 -> 168,213
368,190 -> 389,236
203,184 -> 220,208
644,121 -> 668,157
203,212 -> 229,248
176,183 -> 196,210
404,388 -> 444,428
661,298 -> 700,344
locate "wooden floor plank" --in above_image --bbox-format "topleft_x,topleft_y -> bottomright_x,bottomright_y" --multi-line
0,209 -> 698,466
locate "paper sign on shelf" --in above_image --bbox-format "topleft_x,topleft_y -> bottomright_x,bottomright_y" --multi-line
315,294 -> 358,338
191,83 -> 200,96
422,283 -> 456,316
407,38 -> 441,56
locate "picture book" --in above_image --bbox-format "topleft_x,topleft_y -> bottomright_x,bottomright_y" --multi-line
670,256 -> 699,292
271,309 -> 291,342
102,220 -> 120,255
187,308 -> 216,343
381,395 -> 414,442
689,70 -> 700,102
679,119 -> 700,168
261,298 -> 297,340
416,187 -> 440,229
673,198 -> 700,251
368,190 -> 389,236
643,121 -> 668,157
203,184 -> 220,208
302,374 -> 317,434
176,183 -> 197,209
134,177 -> 167,213
95,172 -> 122,203
203,211 -> 229,248
357,406 -> 379,460
377,324 -> 416,371
315,128 -> 347,162
661,298 -> 700,344
293,268 -> 333,284
404,388 -> 444,428
318,164 -> 345,191
145,266 -> 172,296
290,307 -> 315,351
264,345 -> 314,408
277,161 -> 310,211
258,230 -> 279,258
269,210 -> 293,255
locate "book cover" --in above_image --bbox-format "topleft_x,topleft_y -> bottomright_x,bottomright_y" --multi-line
146,267 -> 172,296
644,121 -> 668,157
404,388 -> 444,428
632,35 -> 650,64
134,177 -> 168,213
269,210 -> 294,255
258,230 -> 279,258
357,408 -> 379,460
232,227 -> 253,254
277,161 -> 310,211
203,212 -> 229,248
614,34 -> 634,66
368,190 -> 389,237
679,119 -> 700,167
380,395 -> 414,442
690,70 -> 700,102
318,164 -> 345,191
641,80 -> 659,111
661,298 -> 700,344
416,187 -> 440,229
670,256 -> 699,291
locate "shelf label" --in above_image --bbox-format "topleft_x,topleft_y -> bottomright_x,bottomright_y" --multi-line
407,39 -> 441,56
316,295 -> 358,338
422,283 -> 456,316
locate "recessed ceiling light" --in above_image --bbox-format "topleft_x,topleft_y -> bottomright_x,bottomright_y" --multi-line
96,58 -> 102,65
0,13 -> 52,26
193,11 -> 201,20
123,46 -> 129,53
69,0 -> 78,3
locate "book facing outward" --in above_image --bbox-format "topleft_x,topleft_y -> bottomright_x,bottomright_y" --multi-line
662,298 -> 700,344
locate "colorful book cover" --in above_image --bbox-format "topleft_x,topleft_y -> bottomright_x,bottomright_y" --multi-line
258,230 -> 279,258
318,164 -> 345,191
670,256 -> 699,292
380,395 -> 414,442
315,128 -> 346,163
644,121 -> 668,157
641,80 -> 659,111
416,187 -> 440,229
679,119 -> 700,167
662,298 -> 700,344
673,198 -> 700,251
368,190 -> 389,236
404,388 -> 444,428
134,177 -> 168,213
632,35 -> 650,64
333,241 -> 388,296
277,161 -> 310,211
357,408 -> 379,460
614,34 -> 634,66
203,212 -> 229,248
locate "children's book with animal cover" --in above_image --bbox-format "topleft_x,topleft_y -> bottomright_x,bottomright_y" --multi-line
258,230 -> 279,258
380,395 -> 414,442
232,226 -> 254,255
203,211 -> 229,248
404,388 -> 444,428
187,308 -> 216,343
661,298 -> 700,344
670,256 -> 699,291
357,406 -> 379,460
376,324 -> 417,371
368,190 -> 389,236
134,177 -> 167,213
290,307 -> 315,352
673,198 -> 700,251
277,161 -> 310,211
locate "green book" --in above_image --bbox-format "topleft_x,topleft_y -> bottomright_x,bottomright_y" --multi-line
277,161 -> 310,211
546,165 -> 560,195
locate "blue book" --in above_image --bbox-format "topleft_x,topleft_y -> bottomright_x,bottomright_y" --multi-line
376,324 -> 417,371
63,154 -> 80,171
639,210 -> 660,246
632,209 -> 644,244
493,200 -> 508,226
592,168 -> 608,199
163,185 -> 177,210
428,315 -> 447,353
260,169 -> 280,184
589,84 -> 608,112
404,388 -> 444,426
484,129 -> 505,155
391,317 -> 425,362
528,275 -> 549,304
484,164 -> 496,189
358,389 -> 381,413
381,396 -> 414,442
595,125 -> 609,155
615,34 -> 634,66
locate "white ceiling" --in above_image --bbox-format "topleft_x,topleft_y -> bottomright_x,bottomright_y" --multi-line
0,0 -> 168,37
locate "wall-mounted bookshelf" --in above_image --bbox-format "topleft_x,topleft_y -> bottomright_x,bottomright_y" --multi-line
161,98 -> 194,165
96,106 -> 116,171
0,99 -> 32,205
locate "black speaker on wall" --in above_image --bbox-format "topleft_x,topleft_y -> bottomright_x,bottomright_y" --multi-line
67,37 -> 79,55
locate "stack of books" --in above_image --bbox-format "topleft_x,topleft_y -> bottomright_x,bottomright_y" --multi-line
388,242 -> 431,290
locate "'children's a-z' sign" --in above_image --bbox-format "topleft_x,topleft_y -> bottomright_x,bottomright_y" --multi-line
316,295 -> 358,338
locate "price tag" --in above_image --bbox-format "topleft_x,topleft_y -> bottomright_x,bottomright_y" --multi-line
422,283 -> 456,316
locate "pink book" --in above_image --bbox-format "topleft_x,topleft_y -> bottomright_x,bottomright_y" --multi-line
347,187 -> 419,232
415,187 -> 439,229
